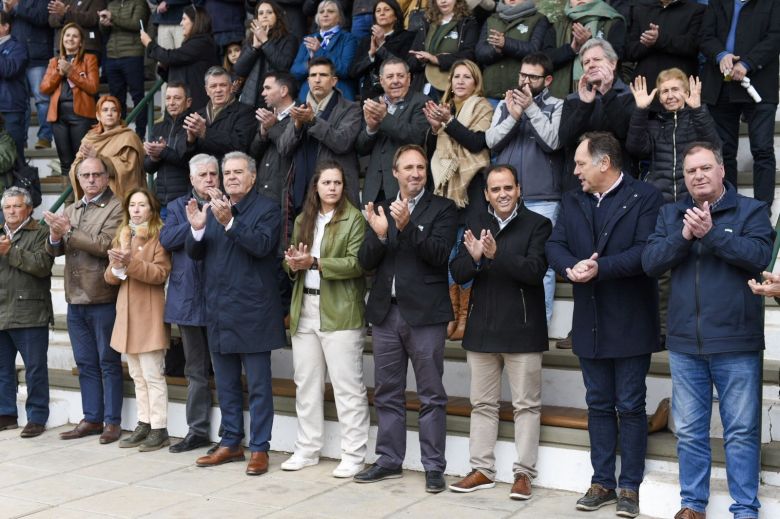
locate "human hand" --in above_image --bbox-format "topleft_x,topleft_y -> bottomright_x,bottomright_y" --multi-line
748,271 -> 780,297
0,236 -> 10,256
48,0 -> 68,17
370,24 -> 386,55
481,230 -> 497,260
290,103 -> 315,129
504,90 -> 523,120
79,141 -> 97,158
304,36 -> 321,54
513,84 -> 534,110
594,64 -> 615,95
409,50 -> 438,65
719,53 -> 739,76
251,19 -> 269,46
640,23 -> 659,47
157,1 -> 168,14
487,28 -> 505,51
255,108 -> 276,133
685,76 -> 702,109
284,242 -> 312,271
731,62 -> 748,82
463,229 -> 484,263
43,211 -> 71,241
571,23 -> 592,52
97,9 -> 112,26
630,75 -> 657,109
577,74 -> 596,104
683,202 -> 712,239
140,29 -> 152,47
107,247 -> 132,268
209,193 -> 233,227
183,112 -> 207,141
566,252 -> 599,283
389,197 -> 411,231
186,198 -> 208,230
57,56 -> 72,76
364,202 -> 389,238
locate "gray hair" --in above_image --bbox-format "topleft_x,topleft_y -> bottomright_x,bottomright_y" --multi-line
1,186 -> 32,207
222,151 -> 257,175
379,57 -> 410,77
189,153 -> 219,176
315,0 -> 344,29
204,65 -> 229,84
579,38 -> 619,63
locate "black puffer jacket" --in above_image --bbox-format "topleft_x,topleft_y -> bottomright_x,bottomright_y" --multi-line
144,110 -> 192,205
234,34 -> 299,109
626,105 -> 721,203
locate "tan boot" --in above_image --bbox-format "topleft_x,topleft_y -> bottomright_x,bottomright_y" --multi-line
446,284 -> 460,338
449,286 -> 471,341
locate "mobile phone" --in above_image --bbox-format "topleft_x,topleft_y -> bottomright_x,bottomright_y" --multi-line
139,20 -> 145,32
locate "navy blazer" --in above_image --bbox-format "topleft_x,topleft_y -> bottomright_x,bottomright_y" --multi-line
546,174 -> 664,359
185,189 -> 286,354
358,190 -> 458,327
160,195 -> 206,327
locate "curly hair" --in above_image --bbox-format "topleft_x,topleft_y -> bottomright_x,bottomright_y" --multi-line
426,0 -> 471,25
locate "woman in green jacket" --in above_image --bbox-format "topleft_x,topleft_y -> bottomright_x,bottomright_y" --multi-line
282,160 -> 369,479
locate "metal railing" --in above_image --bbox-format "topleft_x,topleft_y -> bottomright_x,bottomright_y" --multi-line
45,78 -> 165,216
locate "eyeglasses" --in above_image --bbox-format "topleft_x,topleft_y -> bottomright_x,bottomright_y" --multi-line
78,172 -> 107,179
518,73 -> 546,82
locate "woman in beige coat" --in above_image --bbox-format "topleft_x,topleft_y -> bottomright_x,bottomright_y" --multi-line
105,187 -> 171,451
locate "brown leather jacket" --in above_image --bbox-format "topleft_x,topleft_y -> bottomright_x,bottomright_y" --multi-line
39,54 -> 100,122
46,189 -> 123,305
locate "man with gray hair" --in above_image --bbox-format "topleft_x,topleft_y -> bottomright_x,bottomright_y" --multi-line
185,151 -> 286,476
159,153 -> 219,453
184,66 -> 257,163
0,187 -> 53,438
44,157 -> 124,444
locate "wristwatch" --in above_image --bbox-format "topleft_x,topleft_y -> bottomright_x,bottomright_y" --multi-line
310,257 -> 319,270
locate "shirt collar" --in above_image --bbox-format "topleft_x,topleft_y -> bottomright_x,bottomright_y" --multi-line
81,189 -> 108,206
277,102 -> 296,120
488,203 -> 519,229
3,217 -> 31,240
592,173 -> 624,207
396,188 -> 425,212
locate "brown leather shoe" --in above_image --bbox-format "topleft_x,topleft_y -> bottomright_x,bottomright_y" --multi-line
99,423 -> 122,444
674,508 -> 706,519
196,445 -> 245,467
20,422 -> 45,438
59,420 -> 103,440
510,473 -> 532,500
448,469 -> 495,492
246,451 -> 269,476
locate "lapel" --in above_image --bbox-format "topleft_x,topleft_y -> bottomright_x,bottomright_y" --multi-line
594,178 -> 640,253
388,190 -> 433,242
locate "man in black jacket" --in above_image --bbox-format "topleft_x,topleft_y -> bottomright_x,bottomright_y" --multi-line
448,164 -> 551,501
355,144 -> 457,493
184,66 -> 257,164
700,0 -> 780,209
144,82 -> 192,213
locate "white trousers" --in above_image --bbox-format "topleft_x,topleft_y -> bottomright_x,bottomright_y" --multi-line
126,350 -> 168,429
291,294 -> 369,464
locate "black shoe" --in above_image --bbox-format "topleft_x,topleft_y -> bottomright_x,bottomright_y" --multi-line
616,489 -> 640,518
425,471 -> 446,493
353,464 -> 403,483
0,415 -> 18,431
169,433 -> 212,453
576,483 -> 617,511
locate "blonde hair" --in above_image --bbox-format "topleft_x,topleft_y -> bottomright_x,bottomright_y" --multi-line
656,67 -> 690,94
441,59 -> 484,105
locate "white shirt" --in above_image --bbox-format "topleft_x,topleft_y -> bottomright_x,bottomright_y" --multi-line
304,209 -> 334,290
592,173 -> 624,208
390,189 -> 425,297
489,203 -> 519,231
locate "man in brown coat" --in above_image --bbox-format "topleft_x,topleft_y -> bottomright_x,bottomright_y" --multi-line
44,156 -> 125,444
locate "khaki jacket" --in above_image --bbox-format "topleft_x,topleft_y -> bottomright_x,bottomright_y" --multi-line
46,190 -> 123,305
0,220 -> 54,330
105,232 -> 171,354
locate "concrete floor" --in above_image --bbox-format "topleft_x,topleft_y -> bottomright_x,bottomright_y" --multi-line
0,426 -> 657,518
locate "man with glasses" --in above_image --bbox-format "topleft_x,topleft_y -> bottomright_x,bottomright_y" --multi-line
486,52 -> 564,327
356,57 -> 429,204
44,157 -> 125,444
277,57 -> 361,212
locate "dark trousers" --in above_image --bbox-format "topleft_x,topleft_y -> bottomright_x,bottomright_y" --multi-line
67,303 -> 123,425
709,96 -> 777,208
105,56 -> 147,139
371,304 -> 448,472
579,354 -> 652,492
179,325 -> 211,437
52,101 -> 95,176
0,327 -> 49,424
210,350 -> 273,452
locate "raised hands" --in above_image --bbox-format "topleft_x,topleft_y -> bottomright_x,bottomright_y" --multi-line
685,76 -> 702,109
48,1 -> 68,17
186,198 -> 208,231
143,138 -> 166,161
255,108 -> 276,134
303,36 -> 321,56
251,19 -> 270,47
566,252 -> 599,283
206,188 -> 232,226
369,24 -> 386,56
487,29 -> 505,51
577,74 -> 597,104
56,56 -> 72,76
630,75 -> 657,109
463,229 -> 497,262
364,201 -> 389,239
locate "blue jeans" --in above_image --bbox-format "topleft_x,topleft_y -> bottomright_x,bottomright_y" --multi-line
669,350 -> 761,518
210,350 -> 273,452
448,226 -> 472,289
524,200 -> 560,325
351,14 -> 373,40
24,65 -> 53,142
67,303 -> 123,425
579,354 -> 651,492
0,327 -> 49,424
105,56 -> 147,139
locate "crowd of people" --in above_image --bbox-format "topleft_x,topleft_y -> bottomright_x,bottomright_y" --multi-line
1,1 -> 779,518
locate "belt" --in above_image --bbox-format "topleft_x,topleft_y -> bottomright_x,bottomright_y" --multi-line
390,297 -> 398,305
303,288 -> 321,296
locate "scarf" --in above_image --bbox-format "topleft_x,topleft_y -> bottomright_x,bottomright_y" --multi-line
561,0 -> 623,84
319,26 -> 340,49
496,0 -> 537,23
431,96 -> 493,208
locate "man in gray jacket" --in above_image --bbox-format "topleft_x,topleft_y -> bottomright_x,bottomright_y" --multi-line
486,52 -> 564,326
0,187 -> 53,438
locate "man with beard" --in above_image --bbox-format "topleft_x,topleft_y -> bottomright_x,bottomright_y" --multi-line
486,52 -> 564,326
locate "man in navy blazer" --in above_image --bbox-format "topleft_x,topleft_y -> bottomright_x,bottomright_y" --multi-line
185,151 -> 286,476
355,144 -> 457,493
546,132 -> 664,517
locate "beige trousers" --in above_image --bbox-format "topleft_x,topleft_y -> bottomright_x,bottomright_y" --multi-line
466,350 -> 543,480
126,350 -> 168,429
291,294 -> 369,464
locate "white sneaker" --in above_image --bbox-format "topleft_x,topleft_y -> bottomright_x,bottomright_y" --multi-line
332,460 -> 364,478
280,455 -> 319,471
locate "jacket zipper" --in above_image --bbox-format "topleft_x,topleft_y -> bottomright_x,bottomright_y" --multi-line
520,288 -> 527,324
694,241 -> 703,353
672,111 -> 678,201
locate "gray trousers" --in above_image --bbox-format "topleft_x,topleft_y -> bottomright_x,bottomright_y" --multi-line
179,325 -> 211,437
372,304 -> 448,472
